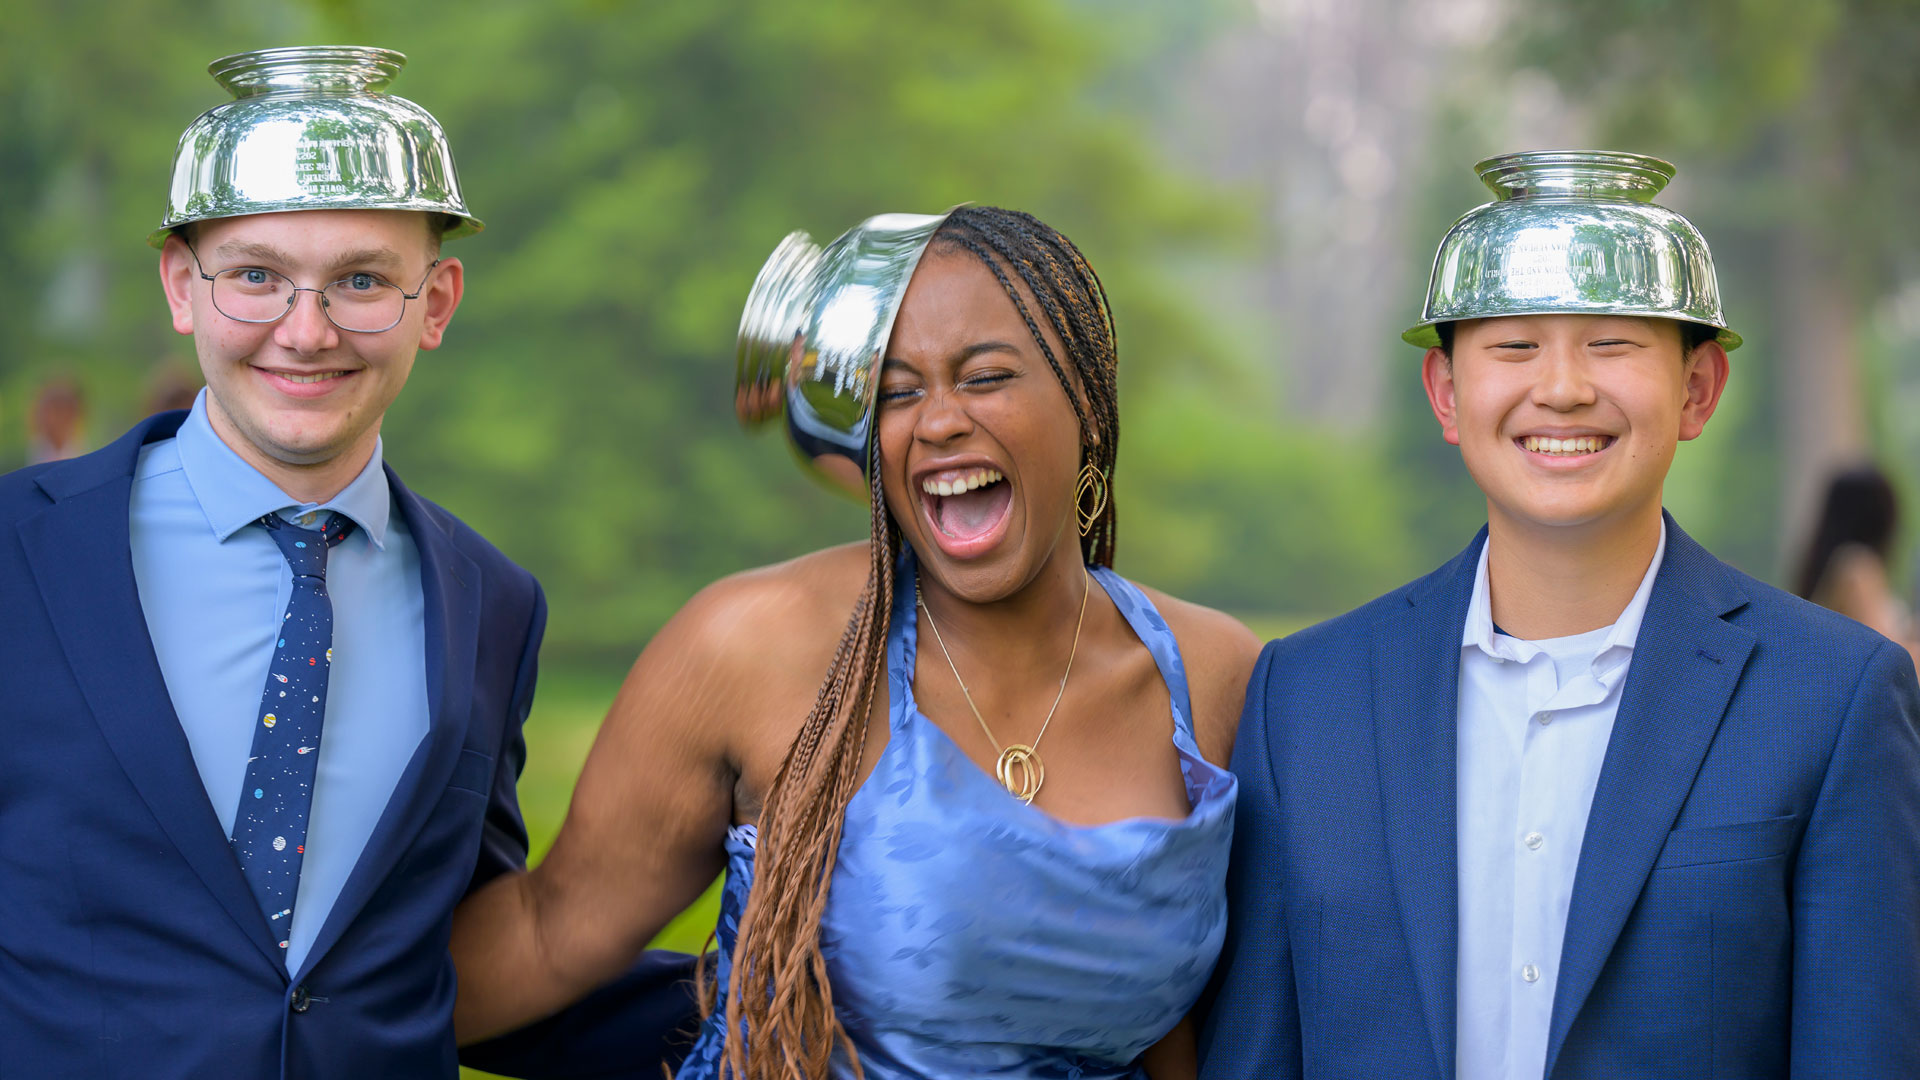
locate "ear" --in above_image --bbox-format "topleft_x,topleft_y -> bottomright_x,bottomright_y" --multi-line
415,256 -> 466,351
158,235 -> 197,336
1677,340 -> 1730,441
1421,347 -> 1461,446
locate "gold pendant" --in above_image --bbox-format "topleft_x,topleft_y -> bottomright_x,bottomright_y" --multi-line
995,744 -> 1046,804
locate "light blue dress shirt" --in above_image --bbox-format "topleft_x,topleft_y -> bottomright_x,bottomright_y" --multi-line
1454,521 -> 1666,1080
129,392 -> 430,973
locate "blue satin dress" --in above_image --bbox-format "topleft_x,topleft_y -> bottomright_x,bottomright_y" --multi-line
677,558 -> 1236,1078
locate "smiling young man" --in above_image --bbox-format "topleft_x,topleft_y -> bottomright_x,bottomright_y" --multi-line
0,46 -> 693,1079
1198,152 -> 1920,1078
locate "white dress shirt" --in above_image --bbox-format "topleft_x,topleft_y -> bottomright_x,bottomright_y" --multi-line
1454,521 -> 1666,1080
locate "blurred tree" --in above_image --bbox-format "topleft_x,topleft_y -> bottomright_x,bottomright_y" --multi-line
2,0 -> 1430,665
1506,0 -> 1920,566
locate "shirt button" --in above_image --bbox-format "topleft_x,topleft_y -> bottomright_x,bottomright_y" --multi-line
290,984 -> 311,1013
1525,832 -> 1545,851
1522,964 -> 1540,984
299,512 -> 316,526
1536,711 -> 1554,725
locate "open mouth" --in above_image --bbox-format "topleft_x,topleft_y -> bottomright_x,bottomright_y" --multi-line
919,466 -> 1013,554
1518,434 -> 1614,457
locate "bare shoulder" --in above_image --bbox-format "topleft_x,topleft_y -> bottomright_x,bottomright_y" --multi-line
1131,581 -> 1262,767
660,541 -> 874,681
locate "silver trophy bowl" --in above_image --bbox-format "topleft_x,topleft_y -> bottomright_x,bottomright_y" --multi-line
149,46 -> 482,248
736,209 -> 957,497
1404,150 -> 1741,350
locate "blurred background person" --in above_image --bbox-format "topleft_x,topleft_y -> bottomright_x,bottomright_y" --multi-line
143,359 -> 201,415
26,374 -> 87,464
1795,463 -> 1920,666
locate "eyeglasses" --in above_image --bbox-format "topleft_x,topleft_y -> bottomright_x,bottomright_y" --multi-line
184,239 -> 441,334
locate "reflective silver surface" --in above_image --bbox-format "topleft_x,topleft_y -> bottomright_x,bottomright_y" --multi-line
1404,151 -> 1741,350
149,46 -> 482,248
736,210 -> 955,496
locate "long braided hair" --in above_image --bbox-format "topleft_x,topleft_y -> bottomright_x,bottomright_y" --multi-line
708,206 -> 1120,1079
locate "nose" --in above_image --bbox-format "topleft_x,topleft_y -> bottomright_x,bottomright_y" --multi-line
1533,346 -> 1598,411
272,288 -> 340,356
914,384 -> 975,445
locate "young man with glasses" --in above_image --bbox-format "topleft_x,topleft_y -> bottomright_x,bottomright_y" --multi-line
0,46 -> 693,1078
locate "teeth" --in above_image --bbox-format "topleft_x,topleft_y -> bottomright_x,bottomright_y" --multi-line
283,371 -> 344,384
1523,435 -> 1610,455
921,467 -> 1004,495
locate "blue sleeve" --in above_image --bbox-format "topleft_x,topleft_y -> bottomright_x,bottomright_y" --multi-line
458,951 -> 703,1079
1789,639 -> 1920,1076
1197,640 -> 1303,1079
458,579 -> 704,1076
467,580 -> 544,892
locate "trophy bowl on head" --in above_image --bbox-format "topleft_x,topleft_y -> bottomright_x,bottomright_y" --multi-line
150,45 -> 482,248
1404,150 -> 1741,351
735,209 -> 957,498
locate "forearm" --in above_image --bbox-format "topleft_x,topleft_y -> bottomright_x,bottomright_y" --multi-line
452,868 -> 636,1043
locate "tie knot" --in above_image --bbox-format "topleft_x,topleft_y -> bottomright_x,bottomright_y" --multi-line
258,513 -> 356,579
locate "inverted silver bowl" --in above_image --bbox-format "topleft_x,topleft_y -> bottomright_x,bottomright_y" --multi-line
1404,150 -> 1741,350
735,209 -> 956,497
148,46 -> 482,248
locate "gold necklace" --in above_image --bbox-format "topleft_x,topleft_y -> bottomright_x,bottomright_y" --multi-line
916,568 -> 1091,805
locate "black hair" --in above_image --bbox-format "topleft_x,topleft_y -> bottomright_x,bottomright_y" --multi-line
1434,318 -> 1720,360
1794,464 -> 1901,599
928,206 -> 1120,566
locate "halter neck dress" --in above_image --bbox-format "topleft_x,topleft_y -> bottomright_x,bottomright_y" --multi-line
676,556 -> 1236,1079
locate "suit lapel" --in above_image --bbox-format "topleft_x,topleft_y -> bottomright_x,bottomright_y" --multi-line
1373,531 -> 1483,1080
1543,519 -> 1753,1077
296,469 -> 479,980
17,416 -> 285,972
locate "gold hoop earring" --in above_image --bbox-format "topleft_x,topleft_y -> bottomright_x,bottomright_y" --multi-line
1075,462 -> 1108,536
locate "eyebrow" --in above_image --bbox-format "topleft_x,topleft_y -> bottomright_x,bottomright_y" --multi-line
881,340 -> 1024,371
211,240 -> 408,275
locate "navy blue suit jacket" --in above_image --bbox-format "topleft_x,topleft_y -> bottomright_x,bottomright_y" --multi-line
0,413 -> 698,1079
1199,517 -> 1920,1079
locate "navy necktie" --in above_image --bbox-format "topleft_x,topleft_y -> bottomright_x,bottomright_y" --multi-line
230,511 -> 355,952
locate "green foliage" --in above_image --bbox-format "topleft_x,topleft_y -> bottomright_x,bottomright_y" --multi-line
1,0 -> 1427,665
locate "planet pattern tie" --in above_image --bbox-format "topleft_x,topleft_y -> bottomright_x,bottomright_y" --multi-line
230,511 -> 355,952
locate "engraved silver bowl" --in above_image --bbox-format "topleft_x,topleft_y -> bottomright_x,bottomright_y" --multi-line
735,209 -> 956,497
1404,151 -> 1741,350
149,46 -> 482,248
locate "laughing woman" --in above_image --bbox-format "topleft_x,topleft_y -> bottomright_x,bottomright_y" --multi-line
450,206 -> 1261,1080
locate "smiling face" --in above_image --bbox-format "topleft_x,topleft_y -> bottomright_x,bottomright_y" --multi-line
1422,314 -> 1729,538
875,249 -> 1089,602
159,209 -> 463,481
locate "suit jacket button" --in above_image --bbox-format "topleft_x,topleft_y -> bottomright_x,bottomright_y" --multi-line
290,985 -> 311,1013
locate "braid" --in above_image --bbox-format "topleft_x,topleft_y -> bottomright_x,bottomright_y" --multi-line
718,449 -> 893,1080
705,206 -> 1120,1078
934,207 -> 1121,566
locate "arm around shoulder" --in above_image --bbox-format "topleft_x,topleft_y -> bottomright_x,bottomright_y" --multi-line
1790,638 -> 1920,1074
451,569 -> 788,1043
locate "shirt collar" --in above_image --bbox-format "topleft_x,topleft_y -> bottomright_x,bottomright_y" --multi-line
174,389 -> 391,549
1461,517 -> 1667,674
